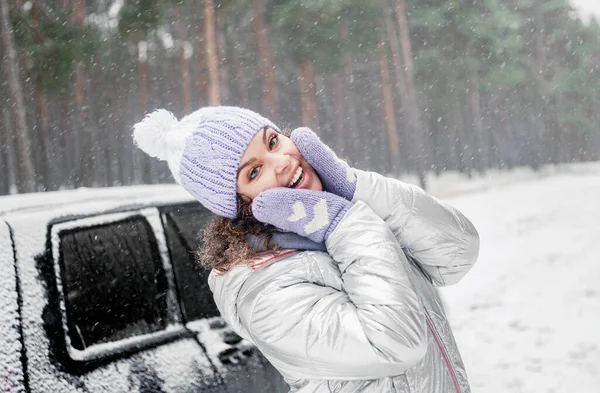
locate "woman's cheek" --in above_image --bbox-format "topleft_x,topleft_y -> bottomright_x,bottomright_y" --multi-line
254,178 -> 279,197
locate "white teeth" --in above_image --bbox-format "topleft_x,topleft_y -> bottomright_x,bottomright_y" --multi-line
289,167 -> 303,187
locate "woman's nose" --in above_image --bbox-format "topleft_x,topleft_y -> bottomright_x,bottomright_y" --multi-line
272,154 -> 291,174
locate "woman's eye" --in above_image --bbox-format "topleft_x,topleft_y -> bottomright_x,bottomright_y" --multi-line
269,135 -> 278,150
249,166 -> 260,180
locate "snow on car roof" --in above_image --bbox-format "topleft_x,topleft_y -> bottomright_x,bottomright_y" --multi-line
0,184 -> 197,218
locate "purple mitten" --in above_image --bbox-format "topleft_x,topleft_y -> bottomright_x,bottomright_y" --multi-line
291,127 -> 357,201
252,188 -> 351,243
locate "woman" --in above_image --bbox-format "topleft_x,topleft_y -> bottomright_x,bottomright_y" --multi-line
133,106 -> 479,393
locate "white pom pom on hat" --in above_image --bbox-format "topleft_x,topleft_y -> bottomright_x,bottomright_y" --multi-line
133,109 -> 180,160
133,109 -> 194,184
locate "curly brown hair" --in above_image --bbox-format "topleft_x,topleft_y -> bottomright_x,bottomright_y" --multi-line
197,195 -> 280,272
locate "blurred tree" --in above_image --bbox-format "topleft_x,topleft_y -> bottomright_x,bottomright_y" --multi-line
267,0 -> 347,129
377,27 -> 400,166
1,0 -> 35,192
253,0 -> 279,122
176,2 -> 192,112
393,0 -> 427,187
204,0 -> 221,105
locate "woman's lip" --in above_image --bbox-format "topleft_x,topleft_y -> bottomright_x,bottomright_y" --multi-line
296,167 -> 310,189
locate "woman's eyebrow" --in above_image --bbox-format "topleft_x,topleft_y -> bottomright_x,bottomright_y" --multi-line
237,158 -> 257,177
237,127 -> 269,178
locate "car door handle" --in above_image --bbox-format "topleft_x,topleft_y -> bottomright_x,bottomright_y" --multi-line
218,345 -> 254,365
222,330 -> 243,345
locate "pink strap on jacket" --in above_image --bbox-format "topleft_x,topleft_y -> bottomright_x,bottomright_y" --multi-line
211,249 -> 299,277
247,249 -> 299,271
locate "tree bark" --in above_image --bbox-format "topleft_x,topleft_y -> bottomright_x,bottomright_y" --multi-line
298,60 -> 319,129
204,0 -> 221,105
136,41 -> 152,184
176,3 -> 192,113
469,69 -> 484,172
377,32 -> 400,169
394,0 -> 427,188
31,0 -> 52,189
252,0 -> 278,122
72,0 -> 92,187
451,100 -> 468,175
192,1 -> 207,107
137,43 -> 149,114
35,80 -> 51,187
499,104 -> 515,169
230,27 -> 248,106
332,73 -> 345,152
216,14 -> 229,104
0,104 -> 10,195
532,16 -> 547,167
0,0 -> 36,192
340,21 -> 360,157
383,7 -> 410,170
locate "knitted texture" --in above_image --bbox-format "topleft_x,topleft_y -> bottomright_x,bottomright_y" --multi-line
134,106 -> 278,218
291,127 -> 357,201
252,188 -> 351,243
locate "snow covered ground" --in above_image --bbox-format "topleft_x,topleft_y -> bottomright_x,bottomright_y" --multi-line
429,162 -> 600,393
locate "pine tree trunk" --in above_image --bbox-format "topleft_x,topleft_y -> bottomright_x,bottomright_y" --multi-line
0,0 -> 36,192
59,92 -> 72,187
377,32 -> 400,170
298,60 -> 319,129
230,27 -> 248,106
31,0 -> 51,189
532,17 -> 547,167
35,80 -> 51,188
136,42 -> 152,184
332,73 -> 345,153
72,0 -> 92,187
383,7 -> 410,170
204,0 -> 221,105
193,2 -> 207,107
500,104 -> 516,169
340,21 -> 360,157
451,101 -> 468,176
469,69 -> 484,172
216,14 -> 229,104
137,43 -> 149,113
394,0 -> 426,188
177,3 -> 192,113
0,104 -> 9,194
252,0 -> 278,122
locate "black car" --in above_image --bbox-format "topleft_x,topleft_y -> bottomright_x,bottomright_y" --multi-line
0,185 -> 288,392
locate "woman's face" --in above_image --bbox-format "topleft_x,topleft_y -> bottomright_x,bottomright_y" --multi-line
237,127 -> 323,202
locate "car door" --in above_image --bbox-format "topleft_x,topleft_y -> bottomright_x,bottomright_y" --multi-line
45,208 -> 224,392
160,204 -> 289,393
0,219 -> 26,392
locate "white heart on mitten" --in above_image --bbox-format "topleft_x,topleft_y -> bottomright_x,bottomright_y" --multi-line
346,167 -> 357,183
304,199 -> 330,234
288,201 -> 307,222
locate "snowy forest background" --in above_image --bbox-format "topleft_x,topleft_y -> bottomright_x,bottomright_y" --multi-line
1,0 -> 600,195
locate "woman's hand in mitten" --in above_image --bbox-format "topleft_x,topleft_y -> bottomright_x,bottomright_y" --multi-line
252,188 -> 351,244
290,127 -> 357,201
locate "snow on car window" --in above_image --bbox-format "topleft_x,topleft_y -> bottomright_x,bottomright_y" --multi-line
163,208 -> 219,321
59,217 -> 169,349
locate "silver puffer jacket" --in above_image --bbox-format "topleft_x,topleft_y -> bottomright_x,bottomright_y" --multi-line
209,169 -> 480,393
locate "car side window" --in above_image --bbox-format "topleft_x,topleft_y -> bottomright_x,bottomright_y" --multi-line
162,205 -> 220,321
58,217 -> 169,350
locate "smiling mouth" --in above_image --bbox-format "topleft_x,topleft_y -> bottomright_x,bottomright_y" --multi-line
288,166 -> 304,188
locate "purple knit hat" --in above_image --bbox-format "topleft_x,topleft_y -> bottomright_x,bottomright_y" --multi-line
133,106 -> 279,218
